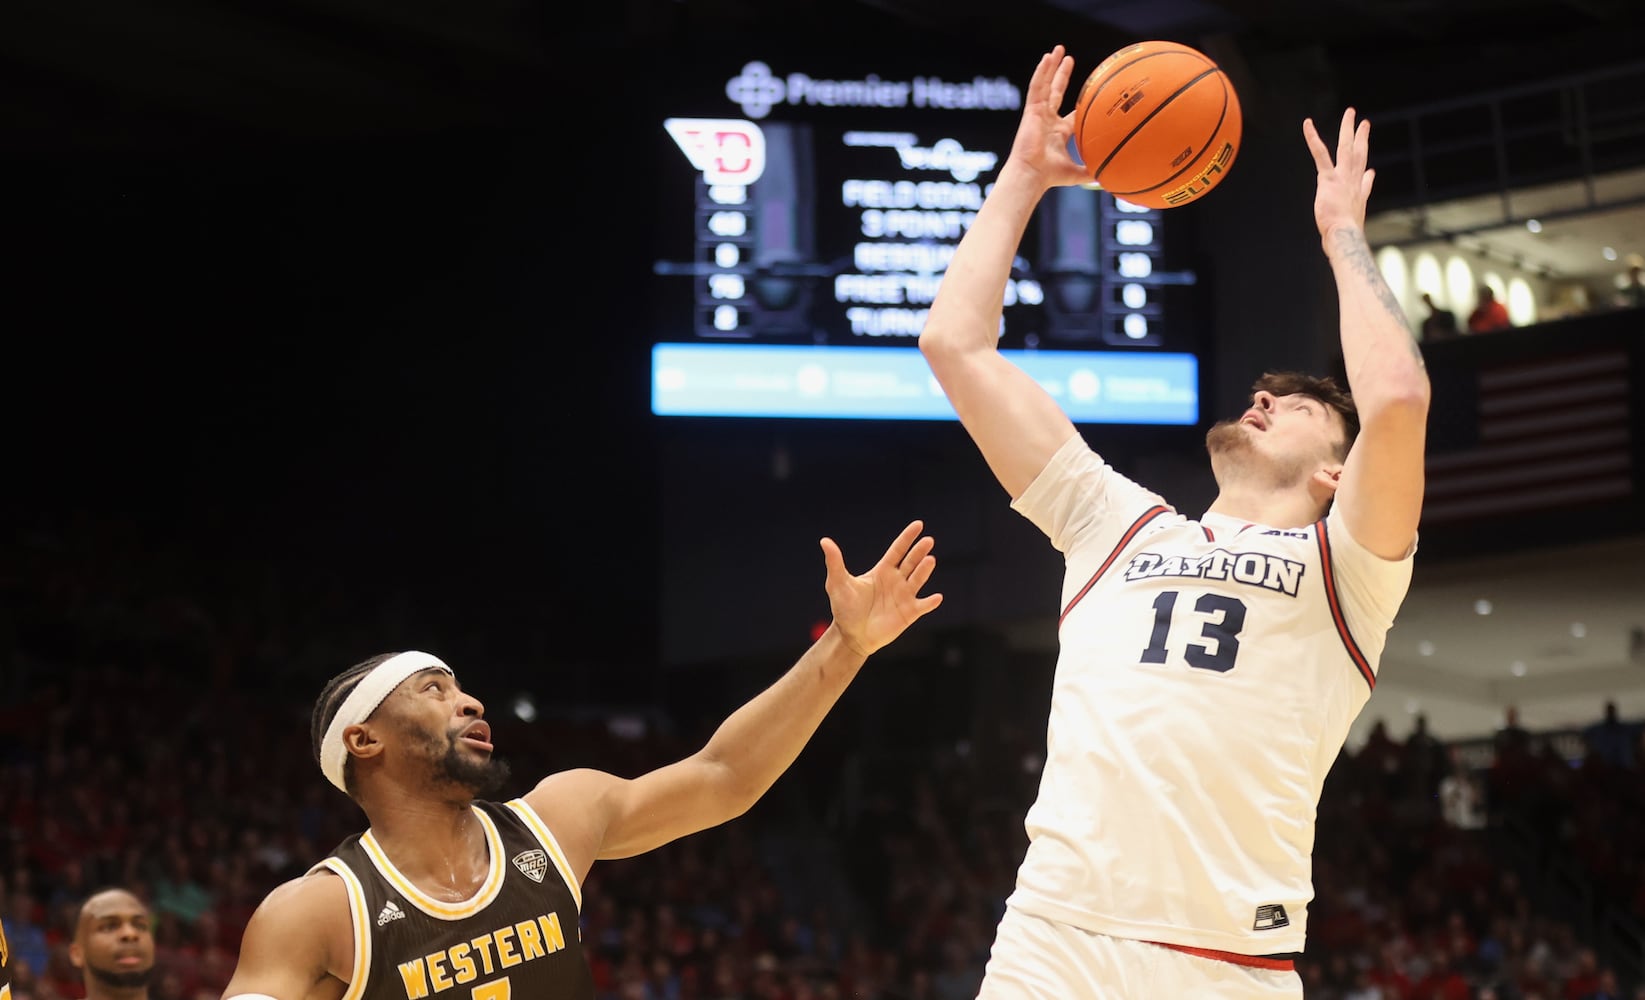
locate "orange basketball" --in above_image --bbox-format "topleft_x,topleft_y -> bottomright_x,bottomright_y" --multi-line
1073,40 -> 1242,209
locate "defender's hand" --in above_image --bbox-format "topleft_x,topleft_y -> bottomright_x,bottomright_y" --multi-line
821,520 -> 943,658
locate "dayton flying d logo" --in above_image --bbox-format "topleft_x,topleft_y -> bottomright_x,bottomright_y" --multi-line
664,118 -> 767,186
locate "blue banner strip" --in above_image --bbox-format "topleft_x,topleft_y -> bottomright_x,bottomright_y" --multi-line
651,343 -> 1198,424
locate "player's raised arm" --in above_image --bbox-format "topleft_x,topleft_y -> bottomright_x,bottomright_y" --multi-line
918,46 -> 1094,500
525,520 -> 942,875
1303,109 -> 1431,559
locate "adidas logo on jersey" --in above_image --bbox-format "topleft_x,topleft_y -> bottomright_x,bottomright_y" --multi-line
376,900 -> 406,927
1253,904 -> 1290,931
512,849 -> 548,883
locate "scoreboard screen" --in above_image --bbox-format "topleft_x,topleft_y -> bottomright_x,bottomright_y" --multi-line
647,47 -> 1203,424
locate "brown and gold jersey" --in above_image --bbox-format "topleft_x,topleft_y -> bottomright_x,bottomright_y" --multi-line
312,799 -> 593,1000
1,913 -> 12,1000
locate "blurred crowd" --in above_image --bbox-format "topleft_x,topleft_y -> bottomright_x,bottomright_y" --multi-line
1412,254 -> 1645,340
2,513 -> 1643,1000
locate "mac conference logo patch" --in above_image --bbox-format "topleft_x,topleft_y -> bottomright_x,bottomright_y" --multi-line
512,849 -> 549,883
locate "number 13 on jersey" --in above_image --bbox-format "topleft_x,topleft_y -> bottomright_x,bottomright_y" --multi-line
1140,590 -> 1248,673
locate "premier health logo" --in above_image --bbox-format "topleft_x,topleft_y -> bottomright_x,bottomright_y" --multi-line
726,62 -> 786,119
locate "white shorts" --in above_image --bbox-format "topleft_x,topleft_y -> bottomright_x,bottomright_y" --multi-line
975,906 -> 1302,1000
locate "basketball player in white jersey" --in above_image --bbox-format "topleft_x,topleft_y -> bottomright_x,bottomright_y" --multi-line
918,47 -> 1428,998
219,520 -> 942,1000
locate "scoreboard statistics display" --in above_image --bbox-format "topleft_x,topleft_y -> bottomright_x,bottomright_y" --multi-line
647,47 -> 1203,425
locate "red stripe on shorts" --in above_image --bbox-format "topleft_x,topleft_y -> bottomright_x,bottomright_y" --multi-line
1150,941 -> 1296,972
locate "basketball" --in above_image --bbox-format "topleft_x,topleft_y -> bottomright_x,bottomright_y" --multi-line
1073,40 -> 1242,209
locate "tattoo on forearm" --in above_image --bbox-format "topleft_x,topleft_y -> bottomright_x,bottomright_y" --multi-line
1332,228 -> 1426,366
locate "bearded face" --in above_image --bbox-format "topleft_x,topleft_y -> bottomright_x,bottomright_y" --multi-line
402,716 -> 511,798
71,890 -> 156,993
1205,415 -> 1253,460
433,723 -> 511,796
1206,394 -> 1343,492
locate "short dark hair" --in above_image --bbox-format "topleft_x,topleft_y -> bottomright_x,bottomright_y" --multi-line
1251,371 -> 1359,461
311,653 -> 399,799
76,886 -> 150,934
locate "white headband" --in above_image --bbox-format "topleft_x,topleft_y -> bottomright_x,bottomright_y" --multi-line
320,651 -> 452,794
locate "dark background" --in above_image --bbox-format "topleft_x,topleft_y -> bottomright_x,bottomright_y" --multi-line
5,0 -> 1643,692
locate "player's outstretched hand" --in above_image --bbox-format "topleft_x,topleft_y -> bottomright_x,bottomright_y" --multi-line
1303,108 -> 1374,247
1008,45 -> 1096,190
821,520 -> 943,658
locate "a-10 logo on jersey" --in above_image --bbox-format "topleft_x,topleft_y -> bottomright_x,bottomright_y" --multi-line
1123,548 -> 1306,597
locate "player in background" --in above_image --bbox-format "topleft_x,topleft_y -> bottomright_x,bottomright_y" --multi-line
220,520 -> 943,1000
1,911 -> 11,1000
918,46 -> 1428,998
70,889 -> 157,1000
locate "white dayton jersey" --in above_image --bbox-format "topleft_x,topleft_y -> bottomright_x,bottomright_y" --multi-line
1006,435 -> 1414,956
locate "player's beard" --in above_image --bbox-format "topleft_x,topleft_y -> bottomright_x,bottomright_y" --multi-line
1204,417 -> 1249,459
433,729 -> 510,797
1205,419 -> 1313,491
88,964 -> 154,990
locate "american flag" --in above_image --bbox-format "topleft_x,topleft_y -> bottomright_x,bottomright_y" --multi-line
1422,348 -> 1634,523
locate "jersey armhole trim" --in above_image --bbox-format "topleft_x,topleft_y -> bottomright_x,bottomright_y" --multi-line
1059,504 -> 1172,627
1314,518 -> 1376,690
316,858 -> 372,1000
505,799 -> 583,912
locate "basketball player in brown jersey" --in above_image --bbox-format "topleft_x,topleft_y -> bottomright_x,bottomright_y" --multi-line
71,889 -> 156,1000
220,519 -> 944,1000
1,911 -> 12,1000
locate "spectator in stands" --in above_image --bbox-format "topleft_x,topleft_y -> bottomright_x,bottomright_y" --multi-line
1496,705 -> 1533,758
1401,712 -> 1450,802
1,892 -> 50,993
1582,700 -> 1637,769
1564,946 -> 1603,1000
2,961 -> 54,1000
149,853 -> 211,931
1468,284 -> 1512,332
1587,969 -> 1626,1000
1420,292 -> 1460,341
1438,752 -> 1487,830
